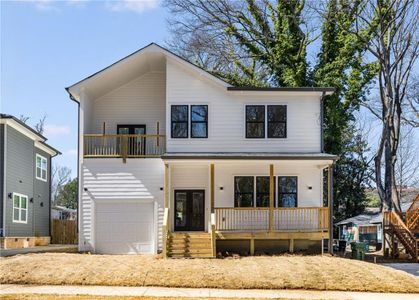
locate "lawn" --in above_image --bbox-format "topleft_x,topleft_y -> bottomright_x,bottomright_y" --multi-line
1,253 -> 418,293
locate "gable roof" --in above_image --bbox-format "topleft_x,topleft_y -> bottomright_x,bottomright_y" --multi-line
65,42 -> 335,102
0,114 -> 61,156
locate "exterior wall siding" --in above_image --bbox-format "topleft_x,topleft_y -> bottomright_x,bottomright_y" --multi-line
166,60 -> 321,153
33,148 -> 51,236
80,158 -> 164,252
88,72 -> 166,135
4,126 -> 35,236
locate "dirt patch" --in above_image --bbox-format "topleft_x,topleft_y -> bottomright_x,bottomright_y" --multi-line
0,295 -> 253,300
1,253 -> 418,293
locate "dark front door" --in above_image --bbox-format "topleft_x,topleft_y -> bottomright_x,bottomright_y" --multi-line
117,124 -> 146,155
174,190 -> 205,231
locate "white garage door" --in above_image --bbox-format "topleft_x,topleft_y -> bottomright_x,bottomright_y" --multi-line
95,202 -> 155,254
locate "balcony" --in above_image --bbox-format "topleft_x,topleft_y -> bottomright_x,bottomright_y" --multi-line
83,134 -> 166,159
215,207 -> 329,232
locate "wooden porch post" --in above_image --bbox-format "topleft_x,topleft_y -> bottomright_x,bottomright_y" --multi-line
269,164 -> 274,232
210,164 -> 215,213
164,163 -> 169,209
328,164 -> 334,254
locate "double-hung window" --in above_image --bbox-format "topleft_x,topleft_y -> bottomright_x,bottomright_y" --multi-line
234,176 -> 254,207
171,105 -> 189,138
278,176 -> 298,207
256,176 -> 275,207
267,105 -> 287,138
13,193 -> 28,223
191,105 -> 208,138
36,154 -> 48,181
246,105 -> 265,138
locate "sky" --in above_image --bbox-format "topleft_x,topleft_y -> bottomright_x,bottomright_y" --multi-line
1,0 -> 168,177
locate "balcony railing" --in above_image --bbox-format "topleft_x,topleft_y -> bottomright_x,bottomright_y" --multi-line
83,134 -> 166,158
215,207 -> 329,232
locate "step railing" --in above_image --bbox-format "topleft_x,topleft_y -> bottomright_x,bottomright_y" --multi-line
210,213 -> 216,257
384,210 -> 417,259
162,207 -> 170,258
84,134 -> 166,159
406,194 -> 419,230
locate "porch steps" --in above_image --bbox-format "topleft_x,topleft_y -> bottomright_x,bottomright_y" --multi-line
167,232 -> 213,258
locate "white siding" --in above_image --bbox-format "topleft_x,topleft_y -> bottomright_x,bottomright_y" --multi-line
87,71 -> 166,135
79,159 -> 164,252
166,59 -> 321,153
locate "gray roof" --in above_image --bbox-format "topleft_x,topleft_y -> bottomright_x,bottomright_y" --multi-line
336,201 -> 413,226
162,152 -> 338,160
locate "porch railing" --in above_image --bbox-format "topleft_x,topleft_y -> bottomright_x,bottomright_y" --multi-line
83,134 -> 166,158
215,207 -> 329,232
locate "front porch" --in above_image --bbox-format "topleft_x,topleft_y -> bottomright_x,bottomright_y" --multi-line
162,159 -> 335,258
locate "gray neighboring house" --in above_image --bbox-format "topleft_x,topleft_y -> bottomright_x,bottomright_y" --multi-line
1,114 -> 60,248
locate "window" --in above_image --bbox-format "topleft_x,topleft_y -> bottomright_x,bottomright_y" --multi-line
246,105 -> 265,138
256,176 -> 275,207
278,176 -> 298,207
191,105 -> 208,138
171,105 -> 189,138
13,193 -> 28,223
268,105 -> 287,138
36,154 -> 47,181
234,176 -> 254,207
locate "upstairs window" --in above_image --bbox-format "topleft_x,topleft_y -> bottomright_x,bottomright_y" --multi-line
36,154 -> 48,181
246,105 -> 265,138
278,176 -> 298,207
191,105 -> 208,138
171,105 -> 188,138
13,193 -> 28,223
234,176 -> 254,207
268,105 -> 287,138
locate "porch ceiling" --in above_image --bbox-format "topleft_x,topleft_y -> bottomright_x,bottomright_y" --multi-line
161,152 -> 338,161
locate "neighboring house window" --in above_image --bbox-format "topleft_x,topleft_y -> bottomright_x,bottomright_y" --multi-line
191,105 -> 208,138
278,176 -> 298,207
36,154 -> 48,181
171,105 -> 189,138
234,176 -> 254,207
13,193 -> 28,223
256,176 -> 276,207
246,105 -> 265,138
267,105 -> 287,138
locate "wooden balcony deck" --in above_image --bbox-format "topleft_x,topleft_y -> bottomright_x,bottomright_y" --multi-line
83,134 -> 166,159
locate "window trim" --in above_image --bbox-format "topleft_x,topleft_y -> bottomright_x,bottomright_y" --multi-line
267,105 -> 287,138
12,192 -> 28,224
277,176 -> 298,208
171,105 -> 189,139
245,105 -> 265,139
190,105 -> 208,138
35,154 -> 48,182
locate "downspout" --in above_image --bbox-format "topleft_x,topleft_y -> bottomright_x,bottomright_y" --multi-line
320,91 -> 325,153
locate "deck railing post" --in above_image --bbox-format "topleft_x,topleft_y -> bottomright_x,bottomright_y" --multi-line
269,164 -> 274,232
328,164 -> 334,254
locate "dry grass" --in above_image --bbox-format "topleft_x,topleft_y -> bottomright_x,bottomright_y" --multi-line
1,253 -> 418,293
0,295 -> 254,300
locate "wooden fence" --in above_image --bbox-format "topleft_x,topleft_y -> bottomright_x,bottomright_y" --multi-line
51,219 -> 77,244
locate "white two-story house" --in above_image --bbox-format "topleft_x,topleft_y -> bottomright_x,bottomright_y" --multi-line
66,43 -> 337,258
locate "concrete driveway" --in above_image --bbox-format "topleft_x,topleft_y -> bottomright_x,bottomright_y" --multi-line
382,263 -> 419,276
0,244 -> 77,257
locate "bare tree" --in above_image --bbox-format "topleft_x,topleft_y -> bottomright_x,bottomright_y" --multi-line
34,115 -> 46,135
395,126 -> 419,197
51,165 -> 71,204
19,115 -> 30,123
352,0 -> 419,212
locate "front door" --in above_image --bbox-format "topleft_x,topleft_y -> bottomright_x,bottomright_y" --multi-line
174,190 -> 205,231
117,124 -> 146,155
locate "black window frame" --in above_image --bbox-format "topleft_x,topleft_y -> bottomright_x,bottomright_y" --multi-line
256,176 -> 276,207
267,105 -> 287,138
277,176 -> 298,208
234,176 -> 255,207
190,105 -> 208,138
171,105 -> 189,138
245,105 -> 265,138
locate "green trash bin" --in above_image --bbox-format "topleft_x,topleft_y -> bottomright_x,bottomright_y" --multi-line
350,242 -> 366,260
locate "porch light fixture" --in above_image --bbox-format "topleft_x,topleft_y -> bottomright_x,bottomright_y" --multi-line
8,193 -> 12,199
219,186 -> 224,190
308,186 -> 313,190
40,202 -> 44,207
84,187 -> 88,192
30,198 -> 34,203
160,187 -> 164,191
